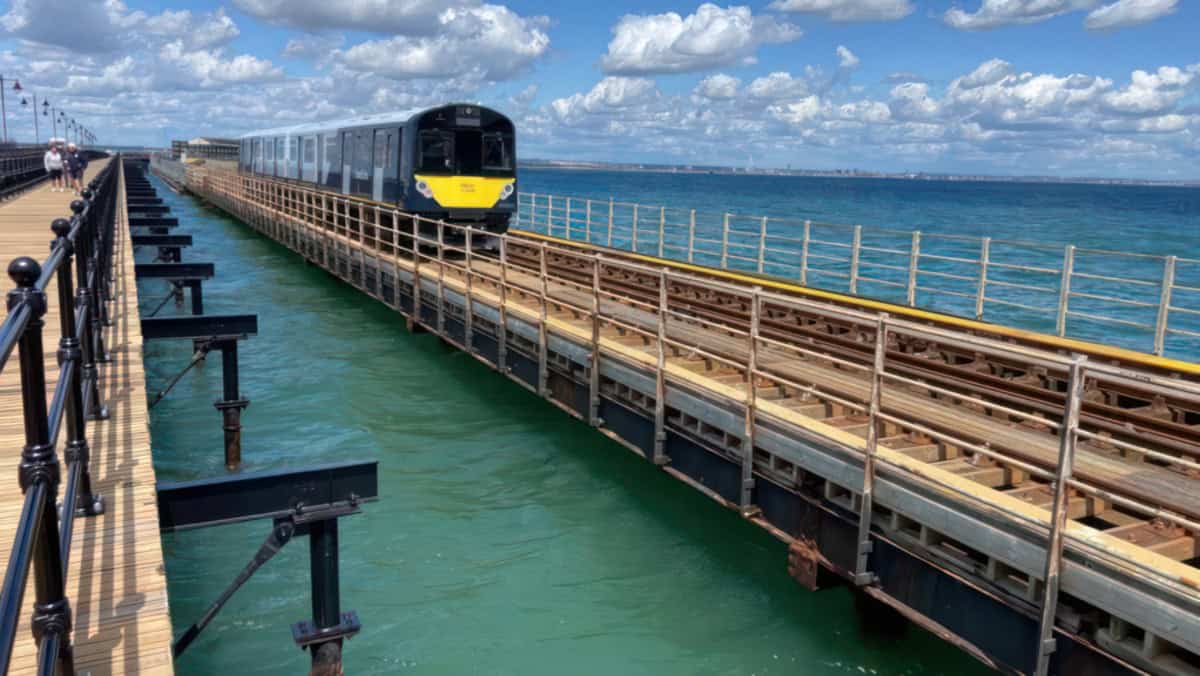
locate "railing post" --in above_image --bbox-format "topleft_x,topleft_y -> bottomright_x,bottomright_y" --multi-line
854,313 -> 888,586
800,220 -> 810,285
653,270 -> 668,465
589,256 -> 602,427
410,215 -> 421,328
1034,356 -> 1086,676
72,203 -> 107,421
657,207 -> 666,258
547,195 -> 553,237
1154,255 -> 1176,356
607,198 -> 614,248
1056,245 -> 1075,337
632,204 -> 639,253
849,225 -> 862,295
51,220 -> 102,517
436,221 -> 446,336
687,210 -> 696,264
537,243 -> 549,398
740,287 -> 761,512
975,237 -> 991,320
6,257 -> 75,676
906,231 -> 921,307
584,200 -> 592,243
721,213 -> 730,269
565,197 -> 571,239
465,228 -> 474,353
75,199 -> 110,366
498,236 -> 509,373
757,217 -> 768,274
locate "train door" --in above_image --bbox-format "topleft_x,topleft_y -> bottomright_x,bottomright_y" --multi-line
350,129 -> 372,198
252,138 -> 261,173
325,133 -> 341,190
341,131 -> 351,194
372,129 -> 388,201
303,136 -> 317,183
290,136 -> 300,179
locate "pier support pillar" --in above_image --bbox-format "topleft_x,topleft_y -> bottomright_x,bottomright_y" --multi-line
212,340 -> 249,471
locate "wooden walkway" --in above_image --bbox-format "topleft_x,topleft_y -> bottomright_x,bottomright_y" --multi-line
0,162 -> 174,674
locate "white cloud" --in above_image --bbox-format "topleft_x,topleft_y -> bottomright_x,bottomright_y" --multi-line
768,96 -> 827,125
836,45 -> 860,69
958,58 -> 1015,88
1084,0 -> 1178,29
338,5 -> 549,83
283,33 -> 345,61
695,74 -> 741,100
943,0 -> 1176,29
889,82 -> 940,120
600,4 -> 801,75
523,56 -> 1200,179
144,8 -> 240,49
232,0 -> 474,35
745,71 -> 811,101
768,0 -> 913,21
944,0 -> 1095,29
2,0 -> 242,52
551,77 -> 661,125
156,40 -> 284,89
1100,66 -> 1199,115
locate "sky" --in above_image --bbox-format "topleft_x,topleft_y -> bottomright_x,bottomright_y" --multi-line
0,0 -> 1197,179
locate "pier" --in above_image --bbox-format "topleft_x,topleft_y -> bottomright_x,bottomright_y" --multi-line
0,159 -> 173,674
172,159 -> 1200,676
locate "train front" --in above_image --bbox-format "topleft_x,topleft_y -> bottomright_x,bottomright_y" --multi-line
409,104 -> 517,241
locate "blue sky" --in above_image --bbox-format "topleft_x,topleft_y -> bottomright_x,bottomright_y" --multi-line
1,0 -> 1197,179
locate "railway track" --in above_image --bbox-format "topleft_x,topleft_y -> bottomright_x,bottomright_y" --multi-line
496,237 -> 1200,564
187,166 -> 1200,673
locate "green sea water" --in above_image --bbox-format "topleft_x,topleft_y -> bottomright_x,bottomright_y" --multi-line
141,174 -> 987,675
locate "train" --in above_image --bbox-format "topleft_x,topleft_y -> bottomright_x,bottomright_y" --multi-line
238,104 -> 517,234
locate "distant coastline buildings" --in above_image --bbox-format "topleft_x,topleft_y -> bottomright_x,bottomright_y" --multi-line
170,137 -> 239,162
518,158 -> 1199,188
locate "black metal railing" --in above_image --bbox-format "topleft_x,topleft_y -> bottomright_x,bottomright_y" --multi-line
0,155 -> 118,674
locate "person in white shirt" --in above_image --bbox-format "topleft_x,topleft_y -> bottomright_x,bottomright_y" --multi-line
43,143 -> 65,192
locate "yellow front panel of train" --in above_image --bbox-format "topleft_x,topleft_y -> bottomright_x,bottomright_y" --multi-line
415,175 -> 514,209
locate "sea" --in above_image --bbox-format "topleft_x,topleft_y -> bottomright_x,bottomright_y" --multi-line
143,169 -> 1197,675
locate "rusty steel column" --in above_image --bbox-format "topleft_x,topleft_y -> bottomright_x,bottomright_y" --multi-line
214,340 -> 249,471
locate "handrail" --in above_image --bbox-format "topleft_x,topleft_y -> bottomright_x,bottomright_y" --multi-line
515,192 -> 1200,360
0,156 -> 118,675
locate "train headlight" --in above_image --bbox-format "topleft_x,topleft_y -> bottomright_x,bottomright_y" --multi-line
500,182 -> 514,199
416,180 -> 433,198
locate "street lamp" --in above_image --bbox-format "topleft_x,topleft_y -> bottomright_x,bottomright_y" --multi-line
20,92 -> 38,143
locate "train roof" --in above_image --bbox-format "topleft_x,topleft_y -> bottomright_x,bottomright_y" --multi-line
239,110 -> 424,140
238,104 -> 509,140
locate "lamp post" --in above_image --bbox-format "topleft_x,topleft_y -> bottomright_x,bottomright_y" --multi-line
21,93 -> 39,144
0,75 -> 8,142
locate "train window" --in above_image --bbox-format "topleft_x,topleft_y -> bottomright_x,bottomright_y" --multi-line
418,130 -> 453,173
457,131 -> 482,174
304,137 -> 316,163
482,132 -> 513,173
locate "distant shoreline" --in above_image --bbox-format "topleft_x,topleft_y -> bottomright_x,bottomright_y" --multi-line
519,159 -> 1200,189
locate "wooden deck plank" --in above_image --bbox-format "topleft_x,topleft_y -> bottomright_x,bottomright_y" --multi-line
0,162 -> 174,675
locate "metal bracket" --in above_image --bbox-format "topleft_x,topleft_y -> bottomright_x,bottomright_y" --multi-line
292,612 -> 361,649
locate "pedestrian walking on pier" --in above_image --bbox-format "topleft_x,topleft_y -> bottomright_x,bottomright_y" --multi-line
64,142 -> 87,195
43,142 -> 64,191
